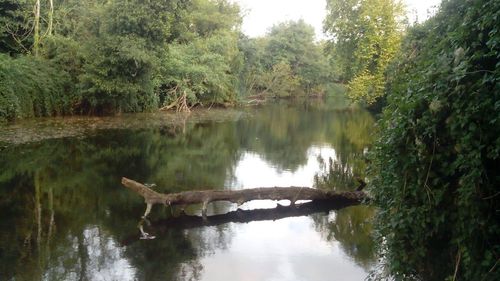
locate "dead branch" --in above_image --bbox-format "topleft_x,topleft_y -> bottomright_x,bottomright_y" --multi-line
159,86 -> 191,113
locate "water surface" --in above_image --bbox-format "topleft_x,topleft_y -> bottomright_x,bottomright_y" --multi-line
0,99 -> 375,281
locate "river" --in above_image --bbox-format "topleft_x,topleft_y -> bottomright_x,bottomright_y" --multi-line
0,98 -> 376,281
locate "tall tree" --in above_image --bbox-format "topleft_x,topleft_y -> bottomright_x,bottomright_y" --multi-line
158,0 -> 242,110
33,0 -> 40,55
240,20 -> 331,97
324,0 -> 405,104
78,0 -> 182,113
266,20 -> 330,95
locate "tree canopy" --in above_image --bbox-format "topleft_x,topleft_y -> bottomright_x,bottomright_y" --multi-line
0,2 -> 336,122
0,0 -> 245,120
239,20 -> 332,98
324,0 -> 405,104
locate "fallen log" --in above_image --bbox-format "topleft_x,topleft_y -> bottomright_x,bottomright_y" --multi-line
121,177 -> 367,218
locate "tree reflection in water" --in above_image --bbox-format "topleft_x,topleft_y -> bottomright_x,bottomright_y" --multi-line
312,101 -> 376,270
311,207 -> 376,270
0,98 -> 377,280
0,124 -> 238,281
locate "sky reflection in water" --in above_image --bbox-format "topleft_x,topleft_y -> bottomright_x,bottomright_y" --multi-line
194,145 -> 366,281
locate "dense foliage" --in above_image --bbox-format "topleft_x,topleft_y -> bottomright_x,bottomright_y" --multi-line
369,0 -> 500,279
240,20 -> 331,98
0,0 -> 33,54
0,0 -> 242,120
0,53 -> 73,120
0,1 -> 335,121
159,0 -> 242,108
324,0 -> 405,104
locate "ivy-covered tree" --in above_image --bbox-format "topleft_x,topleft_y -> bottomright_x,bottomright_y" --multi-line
160,31 -> 240,109
370,0 -> 500,279
259,61 -> 300,98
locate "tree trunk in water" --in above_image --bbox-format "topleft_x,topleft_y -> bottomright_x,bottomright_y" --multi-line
121,177 -> 367,218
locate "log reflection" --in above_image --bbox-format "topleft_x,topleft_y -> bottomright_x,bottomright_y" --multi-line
122,200 -> 360,246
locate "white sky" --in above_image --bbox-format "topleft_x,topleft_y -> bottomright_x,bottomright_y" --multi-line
233,0 -> 442,39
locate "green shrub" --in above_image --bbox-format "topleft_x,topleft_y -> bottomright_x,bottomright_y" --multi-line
0,54 -> 74,122
369,0 -> 500,280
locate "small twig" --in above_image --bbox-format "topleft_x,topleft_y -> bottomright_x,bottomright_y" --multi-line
452,251 -> 461,281
159,99 -> 179,111
482,191 -> 500,200
480,258 -> 499,281
423,137 -> 436,203
159,86 -> 182,111
207,100 -> 215,110
6,28 -> 31,53
463,70 -> 495,75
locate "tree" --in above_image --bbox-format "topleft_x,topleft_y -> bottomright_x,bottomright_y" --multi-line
259,61 -> 300,98
237,35 -> 269,96
266,20 -> 330,95
159,31 -> 240,110
324,0 -> 405,104
158,0 -> 242,110
240,20 -> 332,97
0,53 -> 73,121
77,0 -> 182,113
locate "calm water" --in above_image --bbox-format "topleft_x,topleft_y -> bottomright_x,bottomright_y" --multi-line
0,99 -> 376,281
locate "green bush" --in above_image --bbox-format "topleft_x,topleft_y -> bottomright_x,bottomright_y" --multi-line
369,0 -> 500,280
0,54 -> 74,122
78,35 -> 158,114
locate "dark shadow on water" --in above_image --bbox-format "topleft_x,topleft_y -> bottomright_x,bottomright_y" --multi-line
122,200 -> 362,246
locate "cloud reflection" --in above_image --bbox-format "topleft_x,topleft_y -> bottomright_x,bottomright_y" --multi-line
195,144 -> 369,281
231,145 -> 337,189
198,218 -> 367,281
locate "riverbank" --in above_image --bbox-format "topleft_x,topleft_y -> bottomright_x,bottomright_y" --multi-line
0,94 -> 357,145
